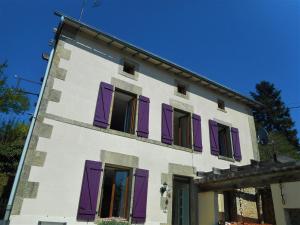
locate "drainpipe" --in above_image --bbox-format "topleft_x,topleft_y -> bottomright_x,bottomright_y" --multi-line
4,16 -> 64,222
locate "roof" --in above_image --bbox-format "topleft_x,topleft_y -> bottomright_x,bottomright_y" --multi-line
196,159 -> 300,191
54,11 -> 262,108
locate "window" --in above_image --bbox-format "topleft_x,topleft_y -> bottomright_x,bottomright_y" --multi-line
110,89 -> 137,134
177,84 -> 186,95
123,62 -> 135,75
100,166 -> 131,219
218,123 -> 233,158
173,109 -> 191,148
218,99 -> 225,110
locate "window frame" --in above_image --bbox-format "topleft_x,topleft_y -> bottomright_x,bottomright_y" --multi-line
109,88 -> 138,135
217,99 -> 226,112
118,58 -> 139,80
97,164 -> 133,221
174,80 -> 189,99
216,122 -> 234,161
172,107 -> 192,149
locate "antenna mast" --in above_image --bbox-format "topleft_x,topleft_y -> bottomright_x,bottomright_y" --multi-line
79,0 -> 101,21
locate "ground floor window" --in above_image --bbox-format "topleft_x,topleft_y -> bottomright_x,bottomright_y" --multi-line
172,176 -> 191,225
99,166 -> 131,219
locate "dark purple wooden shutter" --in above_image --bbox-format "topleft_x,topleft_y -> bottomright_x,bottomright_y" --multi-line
231,127 -> 242,161
93,82 -> 113,128
192,114 -> 202,152
161,104 -> 173,145
209,120 -> 219,156
137,96 -> 150,138
77,160 -> 102,221
132,169 -> 149,224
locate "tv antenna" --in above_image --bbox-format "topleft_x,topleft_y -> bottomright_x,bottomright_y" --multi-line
79,0 -> 101,21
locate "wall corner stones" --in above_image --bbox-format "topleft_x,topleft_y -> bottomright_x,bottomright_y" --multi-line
11,39 -> 71,215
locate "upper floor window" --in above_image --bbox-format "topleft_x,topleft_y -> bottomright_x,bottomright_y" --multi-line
173,109 -> 191,148
177,84 -> 186,95
110,89 -> 137,134
161,103 -> 202,151
217,123 -> 233,158
218,99 -> 225,110
93,82 -> 150,138
123,61 -> 135,75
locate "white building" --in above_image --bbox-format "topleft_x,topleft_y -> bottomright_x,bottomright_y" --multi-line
7,12 -> 263,225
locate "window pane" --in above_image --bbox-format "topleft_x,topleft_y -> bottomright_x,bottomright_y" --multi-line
113,171 -> 129,218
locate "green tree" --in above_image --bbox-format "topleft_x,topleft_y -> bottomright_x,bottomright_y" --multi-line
0,120 -> 29,173
259,131 -> 300,161
0,62 -> 29,114
251,81 -> 299,147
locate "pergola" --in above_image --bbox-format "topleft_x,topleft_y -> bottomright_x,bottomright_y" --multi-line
196,160 -> 300,191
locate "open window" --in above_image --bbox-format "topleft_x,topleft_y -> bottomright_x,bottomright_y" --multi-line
110,89 -> 137,134
218,123 -> 233,158
173,109 -> 191,148
99,166 -> 131,219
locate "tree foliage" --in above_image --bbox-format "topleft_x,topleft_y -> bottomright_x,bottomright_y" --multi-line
251,81 -> 299,147
259,131 -> 300,161
0,62 -> 30,114
0,120 -> 29,173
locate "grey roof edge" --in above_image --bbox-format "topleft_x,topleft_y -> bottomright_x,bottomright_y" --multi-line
54,11 -> 262,108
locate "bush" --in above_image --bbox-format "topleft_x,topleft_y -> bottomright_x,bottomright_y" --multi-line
97,218 -> 130,225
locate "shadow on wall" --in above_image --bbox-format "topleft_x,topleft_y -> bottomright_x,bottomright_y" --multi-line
61,28 -> 252,116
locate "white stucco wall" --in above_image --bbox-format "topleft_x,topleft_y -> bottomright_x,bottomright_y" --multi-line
10,28 -> 258,225
271,181 -> 300,225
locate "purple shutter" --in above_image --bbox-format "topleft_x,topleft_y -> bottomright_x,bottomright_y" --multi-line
192,114 -> 202,152
137,96 -> 150,138
77,160 -> 102,221
93,82 -> 113,128
161,104 -> 173,145
231,127 -> 242,161
209,120 -> 219,156
132,169 -> 149,224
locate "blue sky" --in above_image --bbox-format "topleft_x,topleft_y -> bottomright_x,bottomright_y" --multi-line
0,0 -> 299,137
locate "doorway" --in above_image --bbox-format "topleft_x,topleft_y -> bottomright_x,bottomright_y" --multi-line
172,176 -> 191,225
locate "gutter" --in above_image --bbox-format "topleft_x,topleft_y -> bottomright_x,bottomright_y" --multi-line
4,16 -> 64,221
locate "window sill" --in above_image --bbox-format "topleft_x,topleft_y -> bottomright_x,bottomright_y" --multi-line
118,70 -> 139,81
44,112 -> 197,155
172,144 -> 193,153
218,155 -> 235,162
217,108 -> 227,113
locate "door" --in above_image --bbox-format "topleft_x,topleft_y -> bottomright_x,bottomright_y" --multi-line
172,176 -> 190,225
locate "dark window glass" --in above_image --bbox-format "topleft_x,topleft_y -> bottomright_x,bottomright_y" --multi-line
173,109 -> 191,148
177,84 -> 186,95
218,99 -> 225,110
123,62 -> 135,75
110,89 -> 137,134
218,123 -> 232,158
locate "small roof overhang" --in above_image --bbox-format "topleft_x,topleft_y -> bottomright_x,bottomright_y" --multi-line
196,160 -> 300,192
54,11 -> 262,109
